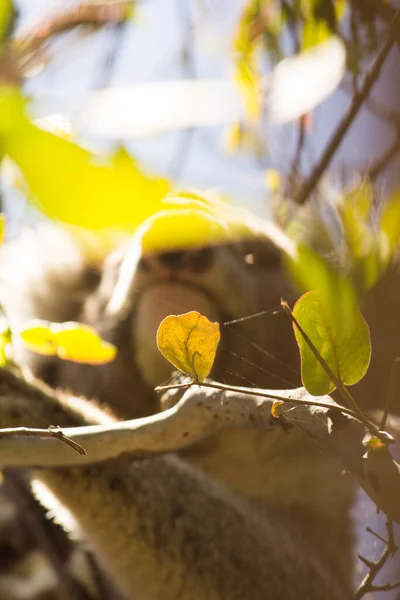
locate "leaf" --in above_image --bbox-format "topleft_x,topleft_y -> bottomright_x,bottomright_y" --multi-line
293,290 -> 371,395
74,80 -> 242,137
267,36 -> 346,123
19,320 -> 117,365
0,214 -> 6,246
50,322 -> 117,364
0,87 -> 293,256
157,311 -> 220,382
0,87 -> 170,233
19,321 -> 56,356
0,0 -> 11,41
0,315 -> 11,366
380,190 -> 400,263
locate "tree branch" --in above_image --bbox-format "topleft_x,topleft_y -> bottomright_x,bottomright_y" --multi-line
0,368 -> 398,523
295,8 -> 400,205
14,1 -> 133,73
0,369 -> 364,468
355,520 -> 399,599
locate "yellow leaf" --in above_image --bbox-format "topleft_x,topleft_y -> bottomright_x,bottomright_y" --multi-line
19,320 -> 117,364
0,87 -> 170,232
19,320 -> 56,356
50,322 -> 117,365
271,400 -> 284,419
157,311 -> 220,382
264,169 -> 281,193
0,214 -> 6,246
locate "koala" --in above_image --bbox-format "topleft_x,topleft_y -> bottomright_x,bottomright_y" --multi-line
0,222 -> 397,599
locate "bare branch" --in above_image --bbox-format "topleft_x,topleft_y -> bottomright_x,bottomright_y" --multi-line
355,520 -> 399,599
0,368 -> 398,524
14,1 -> 133,73
0,373 -> 361,468
0,424 -> 86,455
295,9 -> 400,205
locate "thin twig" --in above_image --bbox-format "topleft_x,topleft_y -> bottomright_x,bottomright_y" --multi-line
156,379 -> 357,418
0,367 -> 362,468
295,9 -> 400,205
15,1 -> 133,73
0,425 -> 86,455
355,520 -> 399,599
341,79 -> 400,126
168,0 -> 196,180
368,132 -> 400,181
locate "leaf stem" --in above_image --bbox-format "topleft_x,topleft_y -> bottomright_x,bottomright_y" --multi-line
156,379 -> 357,418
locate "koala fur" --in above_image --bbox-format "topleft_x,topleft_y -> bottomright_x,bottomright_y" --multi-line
0,223 -> 398,599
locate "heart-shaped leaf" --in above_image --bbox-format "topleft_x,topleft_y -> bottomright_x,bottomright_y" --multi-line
157,311 -> 220,382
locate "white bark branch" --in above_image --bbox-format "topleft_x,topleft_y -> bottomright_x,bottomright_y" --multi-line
0,370 -> 399,522
0,381 -> 362,468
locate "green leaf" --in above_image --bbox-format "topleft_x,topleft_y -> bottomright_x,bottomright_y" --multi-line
157,311 -> 220,382
0,0 -> 12,41
293,289 -> 371,395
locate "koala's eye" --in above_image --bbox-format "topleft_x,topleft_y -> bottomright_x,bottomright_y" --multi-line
240,242 -> 281,268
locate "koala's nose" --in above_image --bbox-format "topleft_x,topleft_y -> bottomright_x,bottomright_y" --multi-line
158,251 -> 186,269
158,247 -> 214,273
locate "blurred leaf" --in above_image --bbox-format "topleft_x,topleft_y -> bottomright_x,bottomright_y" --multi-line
20,320 -> 117,364
157,311 -> 220,382
0,90 -> 170,231
51,322 -> 117,364
286,243 -> 347,301
225,121 -> 267,157
293,289 -> 371,395
234,58 -> 261,121
0,87 -> 294,255
19,321 -> 56,356
302,18 -> 331,50
380,189 -> 400,263
0,0 -> 12,41
267,36 -> 346,123
337,182 -> 381,289
0,315 -> 12,366
0,214 -> 5,246
264,169 -> 282,194
74,80 -> 243,137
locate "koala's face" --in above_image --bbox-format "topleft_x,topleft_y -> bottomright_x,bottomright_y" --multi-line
23,236 -> 299,419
